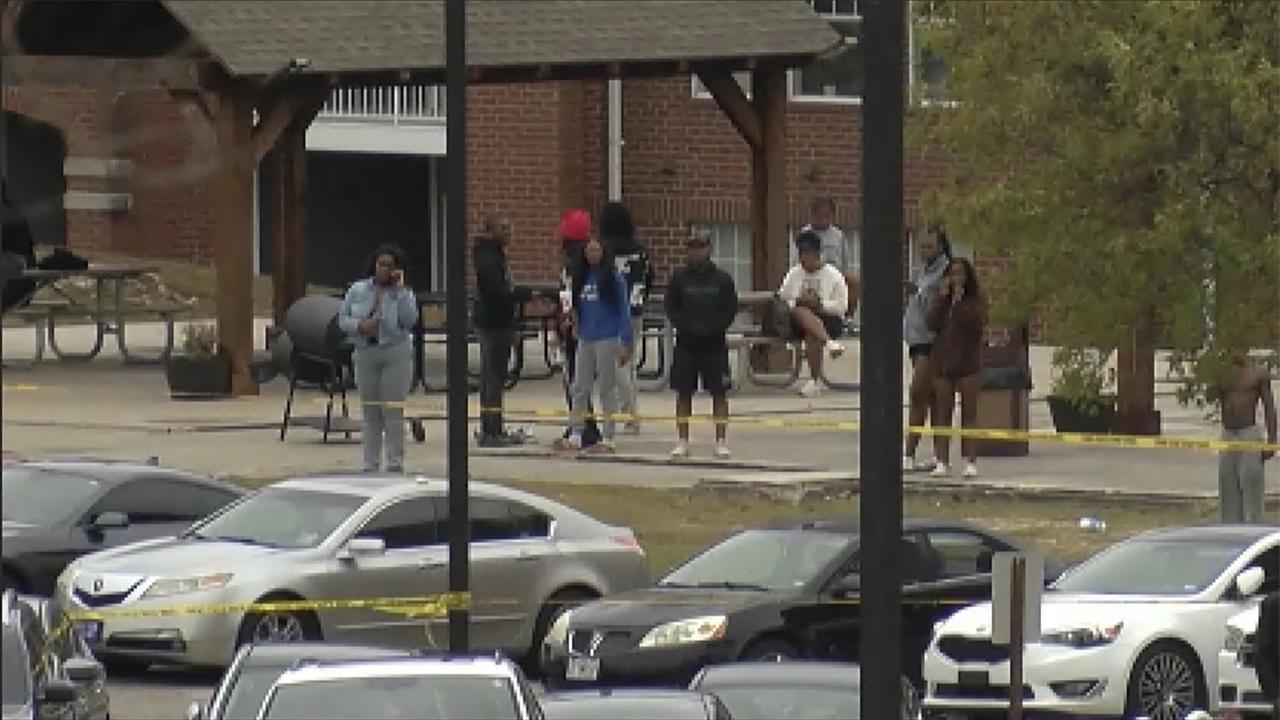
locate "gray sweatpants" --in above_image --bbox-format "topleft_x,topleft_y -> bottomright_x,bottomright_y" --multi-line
616,317 -> 643,427
571,338 -> 620,441
353,342 -> 414,472
1219,426 -> 1265,523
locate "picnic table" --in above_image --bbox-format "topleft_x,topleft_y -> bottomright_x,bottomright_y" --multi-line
10,264 -> 183,363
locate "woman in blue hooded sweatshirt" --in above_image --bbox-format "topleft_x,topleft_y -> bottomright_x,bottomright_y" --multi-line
555,236 -> 633,452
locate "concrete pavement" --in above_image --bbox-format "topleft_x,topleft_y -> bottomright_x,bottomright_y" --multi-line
2,320 -> 1277,502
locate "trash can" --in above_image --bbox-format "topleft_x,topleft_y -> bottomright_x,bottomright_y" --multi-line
975,333 -> 1032,457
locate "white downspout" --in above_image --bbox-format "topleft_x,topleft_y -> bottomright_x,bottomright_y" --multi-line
607,78 -> 622,201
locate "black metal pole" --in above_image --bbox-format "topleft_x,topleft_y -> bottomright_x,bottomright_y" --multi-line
444,0 -> 470,653
859,0 -> 905,717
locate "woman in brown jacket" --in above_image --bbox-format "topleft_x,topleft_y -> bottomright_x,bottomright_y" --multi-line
927,257 -> 988,478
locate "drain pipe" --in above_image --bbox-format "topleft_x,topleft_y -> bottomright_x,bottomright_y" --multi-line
607,78 -> 622,201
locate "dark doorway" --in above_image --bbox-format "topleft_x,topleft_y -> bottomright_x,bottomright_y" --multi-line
258,150 -> 434,293
3,110 -> 68,248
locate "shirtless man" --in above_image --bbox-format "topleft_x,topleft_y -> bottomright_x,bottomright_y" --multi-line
1217,355 -> 1277,523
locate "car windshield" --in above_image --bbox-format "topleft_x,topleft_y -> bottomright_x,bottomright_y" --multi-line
710,686 -> 861,720
2,630 -> 32,706
263,676 -> 519,720
546,697 -> 713,720
1052,538 -> 1245,595
188,488 -> 365,550
222,664 -> 293,720
660,530 -> 850,591
1,468 -> 102,525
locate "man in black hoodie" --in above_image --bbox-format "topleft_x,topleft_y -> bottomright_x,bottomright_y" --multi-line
472,214 -> 531,447
665,229 -> 738,459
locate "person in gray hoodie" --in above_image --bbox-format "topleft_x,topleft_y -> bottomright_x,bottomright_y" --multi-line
903,225 -> 952,471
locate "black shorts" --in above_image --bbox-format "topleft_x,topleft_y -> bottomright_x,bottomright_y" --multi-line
791,312 -> 844,341
909,343 -> 933,360
670,340 -> 731,395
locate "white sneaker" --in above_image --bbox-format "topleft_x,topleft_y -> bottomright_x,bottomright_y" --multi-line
827,341 -> 846,359
798,379 -> 822,398
915,457 -> 938,472
671,442 -> 689,459
963,462 -> 978,478
622,422 -> 642,435
930,463 -> 950,478
714,443 -> 732,460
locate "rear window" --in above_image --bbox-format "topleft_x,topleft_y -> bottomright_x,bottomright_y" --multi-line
263,675 -> 519,720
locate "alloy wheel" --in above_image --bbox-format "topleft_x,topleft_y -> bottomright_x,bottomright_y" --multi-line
1136,650 -> 1197,720
250,612 -> 305,643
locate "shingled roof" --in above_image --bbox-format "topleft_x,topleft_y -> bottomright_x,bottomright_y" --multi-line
161,0 -> 841,78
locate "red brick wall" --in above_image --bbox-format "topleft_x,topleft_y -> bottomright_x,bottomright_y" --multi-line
5,86 -> 220,263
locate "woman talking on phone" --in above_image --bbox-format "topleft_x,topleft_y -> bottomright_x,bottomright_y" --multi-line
927,256 -> 988,479
338,244 -> 418,473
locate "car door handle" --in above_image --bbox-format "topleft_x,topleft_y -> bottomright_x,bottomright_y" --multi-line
515,553 -> 540,563
418,559 -> 446,570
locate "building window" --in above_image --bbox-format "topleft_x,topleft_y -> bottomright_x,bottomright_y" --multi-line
791,0 -> 864,103
694,222 -> 753,291
909,0 -> 956,106
692,72 -> 751,100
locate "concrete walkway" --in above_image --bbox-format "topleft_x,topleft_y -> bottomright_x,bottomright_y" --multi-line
2,321 -> 1277,504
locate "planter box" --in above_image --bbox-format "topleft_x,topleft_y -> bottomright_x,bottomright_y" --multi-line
1047,395 -> 1115,434
165,354 -> 231,399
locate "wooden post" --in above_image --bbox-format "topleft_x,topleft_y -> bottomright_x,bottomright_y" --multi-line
271,125 -> 307,324
1009,555 -> 1026,720
212,91 -> 257,396
750,64 -> 789,371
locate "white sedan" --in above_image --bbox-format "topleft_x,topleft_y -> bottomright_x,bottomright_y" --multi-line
1217,605 -> 1270,720
921,524 -> 1279,720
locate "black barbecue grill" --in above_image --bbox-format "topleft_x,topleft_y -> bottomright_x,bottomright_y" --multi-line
278,295 -> 356,442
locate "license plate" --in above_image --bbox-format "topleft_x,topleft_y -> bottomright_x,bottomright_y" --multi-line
75,620 -> 102,645
565,655 -> 600,682
957,669 -> 989,687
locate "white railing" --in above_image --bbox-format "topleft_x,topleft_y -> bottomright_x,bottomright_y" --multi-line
318,85 -> 446,124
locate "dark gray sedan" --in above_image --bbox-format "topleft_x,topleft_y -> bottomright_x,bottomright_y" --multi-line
2,459 -> 245,595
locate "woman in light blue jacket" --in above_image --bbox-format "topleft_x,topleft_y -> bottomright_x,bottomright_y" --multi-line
338,245 -> 418,472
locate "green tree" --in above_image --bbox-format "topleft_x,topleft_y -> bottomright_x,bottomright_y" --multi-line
912,0 -> 1280,414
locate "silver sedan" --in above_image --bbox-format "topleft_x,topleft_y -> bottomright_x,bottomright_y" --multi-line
52,476 -> 650,670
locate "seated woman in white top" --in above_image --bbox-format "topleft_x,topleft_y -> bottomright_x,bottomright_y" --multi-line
778,230 -> 849,397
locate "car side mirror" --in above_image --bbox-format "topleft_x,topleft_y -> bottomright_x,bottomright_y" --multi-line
338,537 -> 386,561
40,680 -> 77,705
830,574 -> 861,597
1236,566 -> 1265,598
185,701 -> 205,720
91,511 -> 129,529
62,657 -> 104,683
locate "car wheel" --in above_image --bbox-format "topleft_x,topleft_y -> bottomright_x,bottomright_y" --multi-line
236,602 -> 321,647
1125,641 -> 1206,720
739,636 -> 800,662
901,674 -> 921,720
527,588 -> 597,672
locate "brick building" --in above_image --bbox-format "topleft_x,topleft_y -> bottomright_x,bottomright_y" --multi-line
4,0 -> 953,297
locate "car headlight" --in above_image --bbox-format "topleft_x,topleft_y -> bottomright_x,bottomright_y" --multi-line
1224,625 -> 1246,653
143,573 -> 234,599
1040,622 -> 1123,648
546,610 -> 573,649
638,615 -> 728,648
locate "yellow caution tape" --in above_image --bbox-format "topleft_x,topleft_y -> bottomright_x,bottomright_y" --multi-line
326,400 -> 1279,453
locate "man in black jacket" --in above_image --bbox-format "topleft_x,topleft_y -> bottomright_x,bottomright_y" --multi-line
1257,590 -> 1279,718
472,214 -> 531,447
665,229 -> 737,460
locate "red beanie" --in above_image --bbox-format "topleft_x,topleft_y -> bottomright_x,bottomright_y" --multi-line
558,209 -> 591,243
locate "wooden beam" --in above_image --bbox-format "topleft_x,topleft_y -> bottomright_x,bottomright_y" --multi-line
1,0 -> 25,55
271,125 -> 308,325
251,79 -> 328,164
1,55 -> 201,90
749,64 -> 789,372
697,66 -> 762,151
212,91 -> 258,397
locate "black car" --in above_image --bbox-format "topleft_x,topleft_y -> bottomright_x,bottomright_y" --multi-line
187,643 -> 416,720
541,689 -> 732,720
689,661 -> 865,720
543,518 -> 1059,690
2,590 -> 110,720
2,460 -> 245,595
